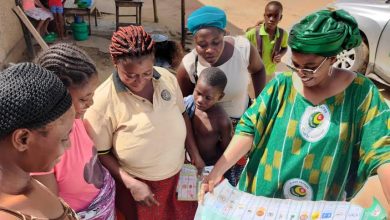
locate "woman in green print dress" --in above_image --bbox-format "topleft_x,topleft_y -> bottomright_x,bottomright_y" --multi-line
200,9 -> 390,202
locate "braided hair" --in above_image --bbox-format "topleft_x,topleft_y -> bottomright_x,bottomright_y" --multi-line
0,63 -> 72,139
109,25 -> 155,62
35,43 -> 97,88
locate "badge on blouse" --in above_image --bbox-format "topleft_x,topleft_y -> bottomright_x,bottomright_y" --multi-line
161,89 -> 171,101
283,178 -> 313,201
299,104 -> 331,142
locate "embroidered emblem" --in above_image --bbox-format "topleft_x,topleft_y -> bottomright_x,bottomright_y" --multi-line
161,89 -> 171,101
309,112 -> 324,128
283,178 -> 313,201
299,104 -> 331,142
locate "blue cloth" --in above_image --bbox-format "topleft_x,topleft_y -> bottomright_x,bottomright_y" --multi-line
50,6 -> 63,14
184,95 -> 196,118
187,6 -> 226,34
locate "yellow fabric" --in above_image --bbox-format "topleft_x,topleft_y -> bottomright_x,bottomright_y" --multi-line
245,24 -> 288,76
84,67 -> 186,181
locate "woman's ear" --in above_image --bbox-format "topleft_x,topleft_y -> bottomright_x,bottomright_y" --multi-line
219,92 -> 225,101
11,129 -> 31,152
113,58 -> 119,67
329,56 -> 338,65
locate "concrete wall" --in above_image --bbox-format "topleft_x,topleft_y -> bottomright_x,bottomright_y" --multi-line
0,0 -> 26,69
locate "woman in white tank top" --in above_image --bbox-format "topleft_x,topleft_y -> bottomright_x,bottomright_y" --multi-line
176,6 -> 266,119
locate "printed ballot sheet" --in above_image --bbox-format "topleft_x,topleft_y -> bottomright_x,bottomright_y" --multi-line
176,164 -> 199,201
195,179 -> 386,220
176,164 -> 215,201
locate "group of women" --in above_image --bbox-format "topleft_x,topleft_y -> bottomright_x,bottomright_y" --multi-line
0,4 -> 389,220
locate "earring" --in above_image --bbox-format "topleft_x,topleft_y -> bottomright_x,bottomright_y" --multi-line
328,66 -> 334,77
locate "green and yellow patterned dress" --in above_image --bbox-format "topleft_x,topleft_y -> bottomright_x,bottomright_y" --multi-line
236,72 -> 390,201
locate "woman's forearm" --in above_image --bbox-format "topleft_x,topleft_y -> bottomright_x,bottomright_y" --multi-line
211,135 -> 253,178
98,153 -> 138,188
377,163 -> 390,205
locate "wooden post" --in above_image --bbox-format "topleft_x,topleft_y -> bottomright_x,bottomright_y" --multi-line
14,0 -> 35,59
152,0 -> 158,23
115,2 -> 119,30
94,8 -> 98,26
13,6 -> 49,50
181,0 -> 185,49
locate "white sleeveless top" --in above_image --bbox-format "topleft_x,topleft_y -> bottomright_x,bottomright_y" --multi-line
182,36 -> 251,118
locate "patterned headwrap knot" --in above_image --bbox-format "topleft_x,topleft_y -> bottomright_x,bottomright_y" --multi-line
288,9 -> 362,56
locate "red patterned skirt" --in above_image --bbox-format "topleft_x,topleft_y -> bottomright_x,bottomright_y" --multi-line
116,172 -> 197,220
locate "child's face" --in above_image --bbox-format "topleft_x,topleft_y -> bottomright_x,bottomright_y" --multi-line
193,80 -> 224,111
264,4 -> 282,30
69,74 -> 99,119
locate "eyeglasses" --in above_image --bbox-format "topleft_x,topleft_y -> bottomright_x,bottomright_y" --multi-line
286,57 -> 328,75
117,67 -> 154,80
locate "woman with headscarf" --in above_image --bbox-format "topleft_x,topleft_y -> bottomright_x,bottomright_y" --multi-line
200,9 -> 390,202
177,6 -> 266,185
0,63 -> 78,219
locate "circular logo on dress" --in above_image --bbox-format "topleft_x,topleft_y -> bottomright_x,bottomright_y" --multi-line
283,178 -> 313,201
299,104 -> 331,142
161,89 -> 171,101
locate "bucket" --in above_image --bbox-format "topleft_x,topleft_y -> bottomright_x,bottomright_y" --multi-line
77,0 -> 91,8
71,22 -> 89,41
43,33 -> 57,43
74,15 -> 83,23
